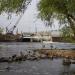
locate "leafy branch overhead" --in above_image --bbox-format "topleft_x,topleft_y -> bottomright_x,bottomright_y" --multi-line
0,0 -> 31,13
38,0 -> 75,36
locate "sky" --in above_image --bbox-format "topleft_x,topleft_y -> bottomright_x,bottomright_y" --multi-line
0,0 -> 59,33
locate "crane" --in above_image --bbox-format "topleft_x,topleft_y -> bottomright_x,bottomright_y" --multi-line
6,14 -> 23,34
6,0 -> 32,34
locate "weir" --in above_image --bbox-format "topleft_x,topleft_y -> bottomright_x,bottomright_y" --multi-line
21,32 -> 52,42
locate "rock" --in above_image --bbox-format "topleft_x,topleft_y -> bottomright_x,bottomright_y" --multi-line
40,54 -> 47,59
15,56 -> 23,61
63,58 -> 71,66
12,54 -> 17,58
8,57 -> 12,63
0,57 -> 9,62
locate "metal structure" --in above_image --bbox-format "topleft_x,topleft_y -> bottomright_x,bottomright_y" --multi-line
6,14 -> 23,34
6,0 -> 32,34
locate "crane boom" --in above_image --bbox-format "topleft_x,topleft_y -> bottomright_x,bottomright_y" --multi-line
6,13 -> 23,34
6,0 -> 32,34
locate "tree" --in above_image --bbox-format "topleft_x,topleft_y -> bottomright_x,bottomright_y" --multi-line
60,25 -> 75,42
38,0 -> 75,36
0,0 -> 31,14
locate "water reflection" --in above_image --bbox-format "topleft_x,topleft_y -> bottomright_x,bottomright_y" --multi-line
61,65 -> 70,75
0,59 -> 75,75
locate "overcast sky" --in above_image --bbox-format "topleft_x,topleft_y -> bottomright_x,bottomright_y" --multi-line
0,0 -> 59,33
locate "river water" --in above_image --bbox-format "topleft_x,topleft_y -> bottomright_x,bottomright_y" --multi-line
0,42 -> 75,57
0,42 -> 75,75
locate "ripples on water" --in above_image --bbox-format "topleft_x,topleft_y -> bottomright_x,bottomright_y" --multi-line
0,59 -> 75,75
0,42 -> 75,57
0,42 -> 75,75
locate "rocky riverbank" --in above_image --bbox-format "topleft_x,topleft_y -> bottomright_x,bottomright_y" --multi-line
0,49 -> 75,63
37,49 -> 75,58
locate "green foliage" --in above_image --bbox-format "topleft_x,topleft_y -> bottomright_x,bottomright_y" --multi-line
0,0 -> 31,13
38,0 -> 75,42
38,0 -> 75,20
61,26 -> 75,43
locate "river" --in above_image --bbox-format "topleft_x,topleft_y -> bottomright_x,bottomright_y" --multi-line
0,42 -> 75,75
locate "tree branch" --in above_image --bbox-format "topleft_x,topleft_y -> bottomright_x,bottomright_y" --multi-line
67,15 -> 75,36
68,14 -> 75,21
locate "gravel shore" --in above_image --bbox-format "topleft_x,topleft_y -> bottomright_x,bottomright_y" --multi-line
0,49 -> 75,63
37,49 -> 75,58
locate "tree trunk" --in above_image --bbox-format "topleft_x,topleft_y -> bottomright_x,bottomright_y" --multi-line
67,16 -> 75,37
